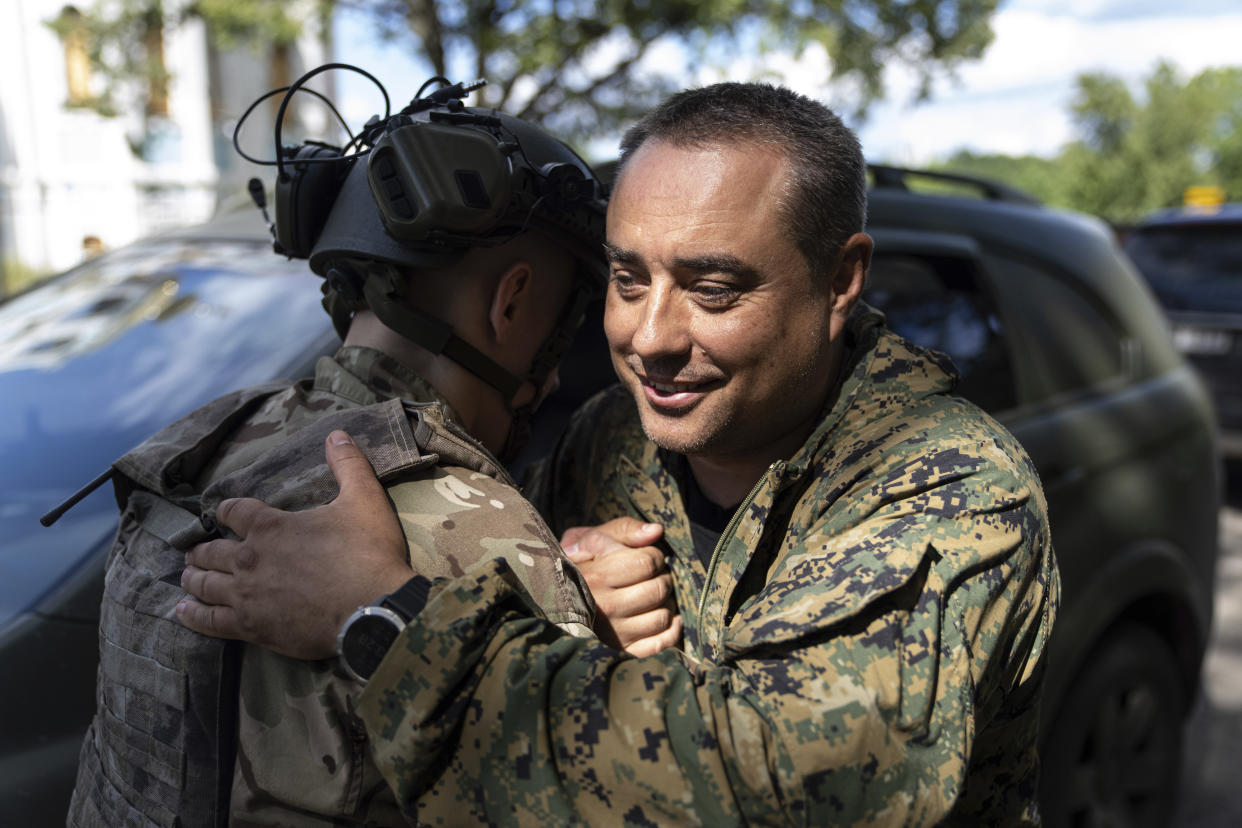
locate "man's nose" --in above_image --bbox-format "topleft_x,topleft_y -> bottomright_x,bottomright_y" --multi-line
631,283 -> 691,359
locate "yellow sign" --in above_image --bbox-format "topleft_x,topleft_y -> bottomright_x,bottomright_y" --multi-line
1184,185 -> 1225,212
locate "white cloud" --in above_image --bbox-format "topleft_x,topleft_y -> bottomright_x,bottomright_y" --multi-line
859,8 -> 1242,164
1005,0 -> 1241,21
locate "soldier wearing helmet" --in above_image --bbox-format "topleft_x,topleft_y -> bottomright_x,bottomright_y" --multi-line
68,72 -> 603,827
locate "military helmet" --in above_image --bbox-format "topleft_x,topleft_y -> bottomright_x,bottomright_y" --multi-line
241,67 -> 607,459
307,105 -> 607,287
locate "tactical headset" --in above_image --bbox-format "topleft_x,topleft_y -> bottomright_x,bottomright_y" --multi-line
236,64 -> 607,459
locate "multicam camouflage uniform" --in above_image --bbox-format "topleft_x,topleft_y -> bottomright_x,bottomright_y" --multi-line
356,306 -> 1060,826
70,345 -> 593,828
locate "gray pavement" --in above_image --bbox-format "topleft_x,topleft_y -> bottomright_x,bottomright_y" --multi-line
1175,463 -> 1242,826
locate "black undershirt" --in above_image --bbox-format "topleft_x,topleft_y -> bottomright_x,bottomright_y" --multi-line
674,330 -> 852,568
682,466 -> 738,569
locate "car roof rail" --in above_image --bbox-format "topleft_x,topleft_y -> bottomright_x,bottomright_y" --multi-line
868,164 -> 1041,206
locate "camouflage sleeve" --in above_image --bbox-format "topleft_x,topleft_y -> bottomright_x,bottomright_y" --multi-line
358,561 -> 797,826
385,465 -> 594,631
356,497 -> 1058,827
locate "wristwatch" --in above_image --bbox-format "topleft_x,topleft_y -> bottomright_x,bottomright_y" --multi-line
336,575 -> 432,684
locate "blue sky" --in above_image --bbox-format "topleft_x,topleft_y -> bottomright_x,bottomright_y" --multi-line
330,0 -> 1242,165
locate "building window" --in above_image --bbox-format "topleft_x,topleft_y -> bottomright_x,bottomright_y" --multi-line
56,6 -> 94,107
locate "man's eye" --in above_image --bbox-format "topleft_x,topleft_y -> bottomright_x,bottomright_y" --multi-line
610,272 -> 643,295
693,283 -> 738,305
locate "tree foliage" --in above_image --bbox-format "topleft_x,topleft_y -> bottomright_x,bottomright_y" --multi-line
936,62 -> 1242,223
931,150 -> 1071,207
380,0 -> 1001,139
48,0 -> 312,118
56,0 -> 1001,141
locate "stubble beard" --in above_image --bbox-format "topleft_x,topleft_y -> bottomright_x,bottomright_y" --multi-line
636,400 -> 737,459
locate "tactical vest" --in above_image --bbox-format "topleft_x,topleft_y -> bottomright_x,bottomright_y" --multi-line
65,384 -> 512,828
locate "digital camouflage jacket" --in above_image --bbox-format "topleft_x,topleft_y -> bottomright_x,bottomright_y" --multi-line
356,307 -> 1060,826
69,346 -> 593,828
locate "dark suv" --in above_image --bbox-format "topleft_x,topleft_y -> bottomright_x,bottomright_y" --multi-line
864,166 -> 1219,827
1,170 -> 1220,827
1123,204 -> 1242,459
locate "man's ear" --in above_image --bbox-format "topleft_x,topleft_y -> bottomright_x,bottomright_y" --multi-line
829,233 -> 873,316
487,261 -> 534,345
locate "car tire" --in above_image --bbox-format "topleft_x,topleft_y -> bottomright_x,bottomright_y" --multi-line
1040,622 -> 1185,828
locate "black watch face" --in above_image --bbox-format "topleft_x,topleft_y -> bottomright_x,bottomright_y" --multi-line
341,611 -> 403,681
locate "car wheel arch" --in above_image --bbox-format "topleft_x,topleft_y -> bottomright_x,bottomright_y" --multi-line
1038,621 -> 1186,828
1040,537 -> 1209,748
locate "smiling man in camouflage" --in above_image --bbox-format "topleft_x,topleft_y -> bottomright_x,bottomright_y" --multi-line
181,82 -> 1060,825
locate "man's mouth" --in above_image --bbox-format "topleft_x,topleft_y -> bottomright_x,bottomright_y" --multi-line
649,379 -> 695,394
636,373 -> 722,410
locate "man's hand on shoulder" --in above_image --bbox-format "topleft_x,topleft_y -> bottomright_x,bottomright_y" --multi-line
177,430 -> 412,660
562,518 -> 682,657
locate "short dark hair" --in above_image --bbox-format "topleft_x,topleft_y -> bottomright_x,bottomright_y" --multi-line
618,82 -> 866,279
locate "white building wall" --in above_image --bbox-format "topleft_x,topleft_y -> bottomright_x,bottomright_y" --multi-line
211,4 -> 333,207
133,16 -> 218,234
0,0 -> 242,277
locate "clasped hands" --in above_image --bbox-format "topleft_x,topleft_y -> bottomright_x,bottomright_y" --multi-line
177,430 -> 681,659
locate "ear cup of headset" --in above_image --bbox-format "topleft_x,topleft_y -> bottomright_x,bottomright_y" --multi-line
273,144 -> 349,259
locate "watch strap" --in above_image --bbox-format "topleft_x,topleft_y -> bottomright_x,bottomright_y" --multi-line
380,574 -> 434,622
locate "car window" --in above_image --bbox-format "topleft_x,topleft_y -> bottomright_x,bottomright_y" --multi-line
981,252 -> 1125,398
865,252 -> 1017,413
1124,224 -> 1242,284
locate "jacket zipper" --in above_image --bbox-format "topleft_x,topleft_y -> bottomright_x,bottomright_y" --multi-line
695,461 -> 784,651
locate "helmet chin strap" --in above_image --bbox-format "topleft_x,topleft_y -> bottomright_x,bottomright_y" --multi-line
327,261 -> 598,463
361,267 -> 524,400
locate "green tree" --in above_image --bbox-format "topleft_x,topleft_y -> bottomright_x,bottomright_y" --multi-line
933,63 -> 1242,223
55,0 -> 1002,141
1188,65 -> 1242,201
930,150 -> 1071,207
1062,62 -> 1242,221
48,0 -> 310,118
